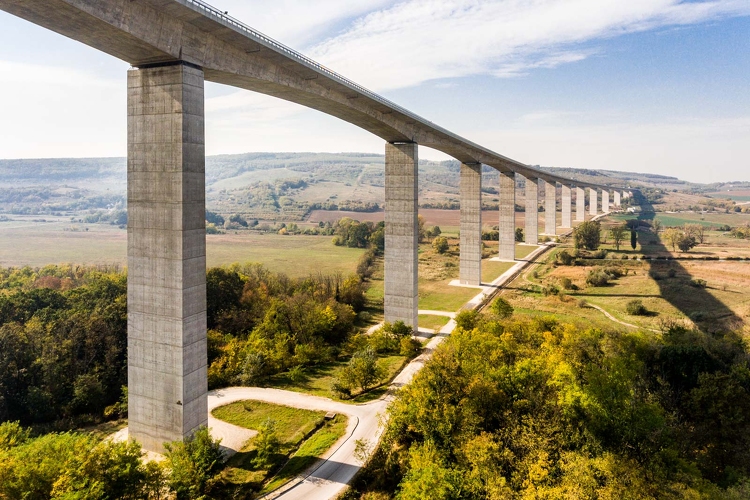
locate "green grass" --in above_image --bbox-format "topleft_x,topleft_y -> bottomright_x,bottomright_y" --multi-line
482,260 -> 515,283
265,354 -> 408,404
418,279 -> 480,311
212,401 -> 348,496
0,219 -> 364,278
261,414 -> 348,495
515,243 -> 539,260
418,314 -> 450,330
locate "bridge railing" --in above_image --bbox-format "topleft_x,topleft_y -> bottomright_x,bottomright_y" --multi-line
183,0 -> 419,120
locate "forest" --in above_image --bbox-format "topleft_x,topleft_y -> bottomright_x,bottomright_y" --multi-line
348,311 -> 750,499
0,261 -> 370,429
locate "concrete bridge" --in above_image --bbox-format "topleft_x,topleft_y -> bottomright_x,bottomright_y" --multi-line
0,0 -> 628,452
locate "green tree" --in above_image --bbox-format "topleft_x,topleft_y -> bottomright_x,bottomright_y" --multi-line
630,229 -> 637,250
677,234 -> 697,252
662,227 -> 681,252
609,225 -> 626,251
573,221 -> 601,250
432,236 -> 449,254
515,228 -> 524,242
490,297 -> 514,319
253,418 -> 281,468
163,426 -> 224,499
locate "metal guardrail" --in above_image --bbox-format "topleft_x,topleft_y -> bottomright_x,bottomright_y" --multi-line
183,0 -> 419,119
180,0 -> 614,190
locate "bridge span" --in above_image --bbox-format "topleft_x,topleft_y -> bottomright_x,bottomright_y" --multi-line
0,0 -> 628,452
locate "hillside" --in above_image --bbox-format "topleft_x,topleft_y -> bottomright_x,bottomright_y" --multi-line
0,153 -> 743,221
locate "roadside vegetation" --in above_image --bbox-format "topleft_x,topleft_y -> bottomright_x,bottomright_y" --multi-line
347,313 -> 750,499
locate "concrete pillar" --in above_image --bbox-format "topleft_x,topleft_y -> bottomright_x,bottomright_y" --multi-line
498,170 -> 515,260
602,190 -> 610,213
127,63 -> 207,453
614,191 -> 621,207
544,180 -> 556,235
589,188 -> 598,216
524,176 -> 538,244
561,184 -> 572,228
459,163 -> 482,285
384,142 -> 418,328
575,186 -> 585,222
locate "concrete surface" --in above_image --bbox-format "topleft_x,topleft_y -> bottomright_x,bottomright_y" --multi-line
561,184 -> 572,228
498,170 -> 516,261
590,188 -> 598,216
602,190 -> 610,213
576,186 -> 586,222
384,142 -> 418,328
127,63 -> 207,453
544,179 -> 556,235
459,163 -> 482,285
524,176 -> 539,245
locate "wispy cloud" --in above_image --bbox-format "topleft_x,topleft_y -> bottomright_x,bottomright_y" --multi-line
308,0 -> 750,90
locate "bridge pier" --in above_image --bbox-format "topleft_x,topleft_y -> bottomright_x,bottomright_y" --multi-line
498,170 -> 516,260
384,142 -> 418,329
589,188 -> 598,216
575,186 -> 585,222
524,176 -> 539,244
561,184 -> 572,228
544,180 -> 556,236
127,62 -> 208,453
459,163 -> 482,285
614,191 -> 621,207
602,190 -> 610,213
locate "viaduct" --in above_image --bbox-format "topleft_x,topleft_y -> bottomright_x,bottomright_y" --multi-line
0,0 -> 629,452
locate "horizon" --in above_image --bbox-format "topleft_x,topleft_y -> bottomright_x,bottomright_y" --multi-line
1,1 -> 748,184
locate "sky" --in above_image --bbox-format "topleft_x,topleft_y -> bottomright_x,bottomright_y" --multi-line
0,0 -> 749,183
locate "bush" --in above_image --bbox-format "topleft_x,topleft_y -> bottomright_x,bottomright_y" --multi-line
164,426 -> 224,499
490,297 -> 514,319
515,228 -> 524,242
667,268 -> 677,278
560,277 -> 573,290
690,279 -> 707,288
626,299 -> 648,316
557,250 -> 574,266
454,310 -> 480,330
432,236 -> 449,254
586,269 -> 610,287
400,337 -> 422,357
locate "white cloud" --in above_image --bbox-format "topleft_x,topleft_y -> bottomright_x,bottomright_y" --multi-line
309,0 -> 750,90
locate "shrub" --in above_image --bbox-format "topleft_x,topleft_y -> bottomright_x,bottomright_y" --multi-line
586,269 -> 610,287
515,228 -> 524,242
560,277 -> 573,290
164,426 -> 224,499
690,279 -> 707,288
557,250 -> 574,266
432,236 -> 449,254
667,268 -> 677,278
490,297 -> 514,319
455,310 -> 480,330
400,337 -> 422,357
626,299 -> 648,316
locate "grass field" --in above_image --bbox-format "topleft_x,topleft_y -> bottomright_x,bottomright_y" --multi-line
265,354 -> 407,403
511,242 -> 750,334
0,217 -> 364,277
212,400 -> 347,495
417,314 -> 451,331
611,211 -> 750,228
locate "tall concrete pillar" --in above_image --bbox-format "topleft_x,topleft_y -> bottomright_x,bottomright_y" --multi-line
561,184 -> 572,228
602,190 -> 610,213
127,63 -> 207,453
459,163 -> 482,285
384,142 -> 418,328
589,188 -> 598,216
498,170 -> 515,260
524,176 -> 538,244
543,180 -> 556,235
575,186 -> 585,222
614,191 -> 621,207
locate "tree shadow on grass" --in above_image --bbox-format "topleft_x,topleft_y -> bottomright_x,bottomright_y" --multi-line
632,190 -> 743,334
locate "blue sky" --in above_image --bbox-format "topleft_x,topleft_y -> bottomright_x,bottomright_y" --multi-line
0,0 -> 748,183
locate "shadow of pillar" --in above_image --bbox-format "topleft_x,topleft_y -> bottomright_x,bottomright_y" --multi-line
632,190 -> 743,334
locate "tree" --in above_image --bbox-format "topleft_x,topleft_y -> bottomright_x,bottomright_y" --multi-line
515,228 -> 524,242
652,219 -> 662,233
490,297 -> 514,319
630,230 -> 637,250
677,234 -> 697,253
610,225 -> 627,251
418,215 -> 427,243
340,346 -> 383,392
433,236 -> 449,254
253,418 -> 280,468
574,221 -> 601,250
163,426 -> 224,499
685,223 -> 705,244
662,228 -> 681,252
